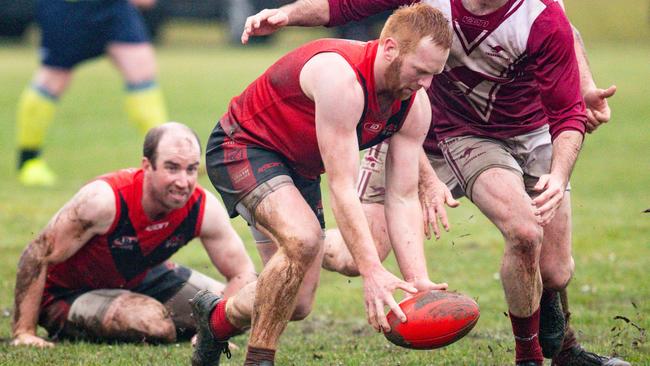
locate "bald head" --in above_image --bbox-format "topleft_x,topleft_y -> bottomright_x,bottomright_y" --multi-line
143,122 -> 202,168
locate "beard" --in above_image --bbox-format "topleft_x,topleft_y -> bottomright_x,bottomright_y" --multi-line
383,56 -> 406,100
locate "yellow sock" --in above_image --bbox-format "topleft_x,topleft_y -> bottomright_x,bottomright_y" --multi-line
124,83 -> 168,135
16,86 -> 57,150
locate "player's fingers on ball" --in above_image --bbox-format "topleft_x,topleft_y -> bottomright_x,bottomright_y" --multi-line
386,296 -> 406,324
376,300 -> 394,330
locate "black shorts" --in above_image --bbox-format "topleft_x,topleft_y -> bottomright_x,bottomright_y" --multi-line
206,122 -> 325,228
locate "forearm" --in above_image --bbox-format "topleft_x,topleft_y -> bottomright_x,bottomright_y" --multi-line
330,186 -> 382,274
13,243 -> 49,336
385,195 -> 428,281
572,25 -> 596,96
418,148 -> 440,185
284,0 -> 330,26
550,130 -> 583,184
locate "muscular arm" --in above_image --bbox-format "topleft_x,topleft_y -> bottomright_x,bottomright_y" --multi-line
241,0 -> 408,43
302,52 -> 416,331
12,181 -> 115,346
384,90 -> 430,282
198,192 -> 257,298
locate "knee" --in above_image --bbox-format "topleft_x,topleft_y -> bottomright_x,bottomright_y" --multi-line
290,301 -> 313,321
505,224 -> 543,258
104,294 -> 177,343
280,226 -> 322,266
542,257 -> 575,290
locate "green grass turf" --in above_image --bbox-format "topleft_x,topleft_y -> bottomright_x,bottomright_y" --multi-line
0,24 -> 648,365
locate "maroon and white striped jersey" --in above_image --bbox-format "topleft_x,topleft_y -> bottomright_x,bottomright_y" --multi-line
327,0 -> 587,153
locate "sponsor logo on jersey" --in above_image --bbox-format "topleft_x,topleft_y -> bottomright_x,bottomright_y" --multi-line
363,122 -> 383,133
145,222 -> 169,232
460,146 -> 487,165
164,235 -> 185,249
461,16 -> 489,28
112,236 -> 139,250
486,44 -> 511,61
225,148 -> 244,162
232,168 -> 251,184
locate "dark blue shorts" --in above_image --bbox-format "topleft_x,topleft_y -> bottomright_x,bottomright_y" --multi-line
38,0 -> 150,69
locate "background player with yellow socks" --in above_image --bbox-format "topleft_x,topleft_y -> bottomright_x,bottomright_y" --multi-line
16,0 -> 167,186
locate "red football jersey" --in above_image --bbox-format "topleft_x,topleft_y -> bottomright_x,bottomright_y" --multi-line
42,169 -> 206,308
220,38 -> 416,179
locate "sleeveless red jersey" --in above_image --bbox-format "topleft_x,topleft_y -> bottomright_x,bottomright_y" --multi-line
43,169 -> 206,307
220,38 -> 416,179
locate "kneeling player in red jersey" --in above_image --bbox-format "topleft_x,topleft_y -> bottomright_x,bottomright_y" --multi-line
10,122 -> 257,348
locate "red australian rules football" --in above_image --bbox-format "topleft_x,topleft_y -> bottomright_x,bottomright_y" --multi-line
384,290 -> 480,349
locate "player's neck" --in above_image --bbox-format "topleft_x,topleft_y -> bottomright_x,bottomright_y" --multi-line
461,0 -> 509,16
141,184 -> 171,221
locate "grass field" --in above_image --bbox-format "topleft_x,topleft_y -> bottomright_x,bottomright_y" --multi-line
0,23 -> 649,365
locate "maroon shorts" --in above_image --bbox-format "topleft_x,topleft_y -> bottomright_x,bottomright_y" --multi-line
206,122 -> 325,228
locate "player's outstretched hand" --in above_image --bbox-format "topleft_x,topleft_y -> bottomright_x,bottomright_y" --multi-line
362,266 -> 417,333
241,8 -> 289,44
10,333 -> 54,348
419,177 -> 460,240
531,173 -> 567,226
584,85 -> 616,133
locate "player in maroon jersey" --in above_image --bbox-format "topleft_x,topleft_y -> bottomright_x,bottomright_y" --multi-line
10,122 -> 257,348
192,5 -> 452,365
240,1 -> 625,366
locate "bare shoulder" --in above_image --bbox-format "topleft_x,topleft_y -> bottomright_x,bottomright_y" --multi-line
300,52 -> 362,100
61,180 -> 116,234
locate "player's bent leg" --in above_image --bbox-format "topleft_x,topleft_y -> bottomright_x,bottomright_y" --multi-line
471,168 -> 544,316
257,238 -> 325,320
65,289 -> 175,343
108,43 -> 167,135
322,202 -> 391,277
16,67 -> 72,186
248,184 -> 323,350
471,167 -> 545,365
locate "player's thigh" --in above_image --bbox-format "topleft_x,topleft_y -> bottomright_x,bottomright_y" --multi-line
441,136 -> 539,238
64,289 -> 174,341
105,0 -> 154,82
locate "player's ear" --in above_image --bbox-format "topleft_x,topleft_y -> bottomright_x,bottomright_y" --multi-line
383,37 -> 400,62
142,157 -> 152,171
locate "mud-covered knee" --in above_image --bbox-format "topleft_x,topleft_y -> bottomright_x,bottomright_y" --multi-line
103,293 -> 177,343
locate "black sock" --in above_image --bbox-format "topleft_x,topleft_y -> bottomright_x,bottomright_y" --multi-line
18,149 -> 40,169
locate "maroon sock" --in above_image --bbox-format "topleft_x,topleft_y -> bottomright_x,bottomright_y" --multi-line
244,346 -> 275,365
510,308 -> 544,365
208,299 -> 242,341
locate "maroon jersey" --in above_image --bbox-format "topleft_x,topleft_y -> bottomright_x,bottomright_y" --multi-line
220,38 -> 416,179
327,0 -> 587,154
42,169 -> 206,308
